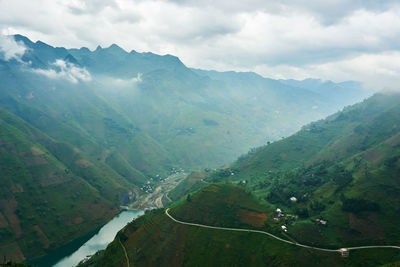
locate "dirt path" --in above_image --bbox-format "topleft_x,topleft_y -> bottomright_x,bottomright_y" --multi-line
165,208 -> 400,254
119,238 -> 129,267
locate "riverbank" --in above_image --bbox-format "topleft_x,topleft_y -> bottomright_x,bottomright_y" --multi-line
53,210 -> 144,267
25,226 -> 103,267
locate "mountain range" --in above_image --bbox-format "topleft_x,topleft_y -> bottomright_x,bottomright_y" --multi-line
0,34 -> 369,263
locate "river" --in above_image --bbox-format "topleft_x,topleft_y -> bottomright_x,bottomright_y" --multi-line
53,210 -> 144,267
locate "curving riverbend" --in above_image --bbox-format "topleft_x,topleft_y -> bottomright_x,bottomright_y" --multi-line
53,210 -> 144,267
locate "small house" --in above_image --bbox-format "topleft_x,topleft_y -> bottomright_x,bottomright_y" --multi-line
339,248 -> 349,257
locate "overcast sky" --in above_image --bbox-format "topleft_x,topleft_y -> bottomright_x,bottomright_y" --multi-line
1,0 -> 400,90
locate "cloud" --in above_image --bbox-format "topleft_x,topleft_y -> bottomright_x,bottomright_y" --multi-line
1,0 -> 400,90
98,73 -> 143,88
253,51 -> 400,91
33,59 -> 92,83
0,33 -> 27,61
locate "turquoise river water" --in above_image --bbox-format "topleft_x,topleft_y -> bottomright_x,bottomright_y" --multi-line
53,210 -> 144,267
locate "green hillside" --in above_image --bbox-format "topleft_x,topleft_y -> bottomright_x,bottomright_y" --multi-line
176,93 -> 400,246
84,184 -> 400,266
148,92 -> 400,265
0,108 -> 124,262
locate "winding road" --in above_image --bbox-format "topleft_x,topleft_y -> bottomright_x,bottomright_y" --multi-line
165,208 -> 400,255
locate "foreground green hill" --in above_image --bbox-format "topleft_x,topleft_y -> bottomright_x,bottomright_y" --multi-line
84,184 -> 400,266
217,93 -> 400,249
160,92 -> 400,265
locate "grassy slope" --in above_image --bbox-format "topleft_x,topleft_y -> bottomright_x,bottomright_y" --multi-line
188,93 -> 400,249
0,40 -> 173,262
84,184 -> 400,267
159,93 -> 400,264
0,108 -> 130,261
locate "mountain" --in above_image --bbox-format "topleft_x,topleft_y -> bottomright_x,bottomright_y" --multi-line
0,34 -> 370,262
0,37 -> 173,263
93,93 -> 400,266
9,34 -> 370,169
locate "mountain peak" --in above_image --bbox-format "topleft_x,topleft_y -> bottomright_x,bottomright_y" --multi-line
105,43 -> 127,54
64,54 -> 80,65
13,34 -> 34,47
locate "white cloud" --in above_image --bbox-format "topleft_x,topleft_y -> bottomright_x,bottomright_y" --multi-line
33,59 -> 92,83
0,33 -> 27,61
0,0 -> 400,90
98,73 -> 143,88
253,51 -> 400,91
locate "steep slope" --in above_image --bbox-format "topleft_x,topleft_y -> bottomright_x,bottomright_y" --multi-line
87,57 -> 370,167
198,93 -> 400,248
85,184 -> 400,266
0,40 -> 172,262
0,54 -> 171,178
0,108 -> 123,262
10,35 -> 370,169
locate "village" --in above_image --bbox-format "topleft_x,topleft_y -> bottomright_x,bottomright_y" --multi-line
273,196 -> 328,234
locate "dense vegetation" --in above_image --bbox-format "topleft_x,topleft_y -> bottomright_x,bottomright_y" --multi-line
177,93 -> 400,249
85,184 -> 400,266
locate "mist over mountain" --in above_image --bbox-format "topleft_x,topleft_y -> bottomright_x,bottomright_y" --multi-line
0,34 -> 371,263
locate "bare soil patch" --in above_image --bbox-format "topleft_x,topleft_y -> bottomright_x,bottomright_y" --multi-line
20,151 -> 48,166
364,149 -> 385,163
237,209 -> 267,227
30,146 -> 45,156
0,242 -> 25,263
75,159 -> 92,168
39,173 -> 71,187
348,212 -> 384,240
0,197 -> 22,238
0,212 -> 8,228
67,216 -> 84,226
34,225 -> 51,248
384,133 -> 400,146
11,184 -> 23,193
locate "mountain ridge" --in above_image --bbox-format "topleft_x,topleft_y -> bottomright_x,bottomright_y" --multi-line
0,34 -> 371,263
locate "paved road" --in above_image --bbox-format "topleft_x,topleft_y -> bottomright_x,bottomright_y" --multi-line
165,208 -> 400,254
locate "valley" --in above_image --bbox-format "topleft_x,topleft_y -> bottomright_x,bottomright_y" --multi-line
0,34 -> 398,267
126,172 -> 187,210
83,93 -> 400,267
1,0 -> 400,265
